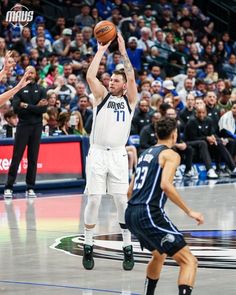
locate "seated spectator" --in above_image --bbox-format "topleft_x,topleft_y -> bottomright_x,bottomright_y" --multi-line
188,44 -> 207,75
46,90 -> 58,107
3,110 -> 18,138
137,27 -> 155,58
223,54 -> 236,86
45,65 -> 58,87
74,4 -> 94,29
179,92 -> 196,127
96,0 -> 113,20
71,32 -> 88,57
150,80 -> 162,95
173,67 -> 196,92
166,107 -> 195,178
53,76 -> 74,110
51,17 -> 66,40
36,35 -> 51,58
139,111 -> 161,154
71,94 -> 93,127
131,99 -> 153,135
160,79 -> 183,111
150,94 -> 163,111
31,24 -> 53,52
204,91 -> 221,131
126,36 -> 143,72
185,105 -> 236,178
203,63 -> 218,82
53,28 -> 72,57
218,102 -> 236,159
70,110 -> 87,136
45,107 -> 59,135
57,112 -> 73,135
217,88 -> 233,116
178,78 -> 195,104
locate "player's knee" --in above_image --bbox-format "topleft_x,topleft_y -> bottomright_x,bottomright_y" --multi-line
87,194 -> 102,210
113,194 -> 128,223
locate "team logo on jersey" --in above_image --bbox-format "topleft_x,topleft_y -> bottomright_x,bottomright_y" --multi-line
160,234 -> 175,246
50,230 -> 236,269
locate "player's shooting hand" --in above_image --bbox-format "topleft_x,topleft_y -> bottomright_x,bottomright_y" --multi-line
188,210 -> 204,225
97,40 -> 112,51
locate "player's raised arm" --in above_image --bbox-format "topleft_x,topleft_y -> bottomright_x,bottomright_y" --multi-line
160,149 -> 204,225
117,32 -> 137,107
86,42 -> 110,104
0,69 -> 31,107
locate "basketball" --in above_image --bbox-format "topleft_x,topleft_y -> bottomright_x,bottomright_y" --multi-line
94,21 -> 117,45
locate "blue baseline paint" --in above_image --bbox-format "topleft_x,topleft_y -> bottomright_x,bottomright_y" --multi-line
184,230 -> 236,238
0,280 -> 141,295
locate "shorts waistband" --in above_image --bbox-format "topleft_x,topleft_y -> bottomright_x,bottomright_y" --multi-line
91,144 -> 125,151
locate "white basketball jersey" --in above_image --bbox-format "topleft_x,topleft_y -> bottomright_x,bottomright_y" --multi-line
90,93 -> 134,147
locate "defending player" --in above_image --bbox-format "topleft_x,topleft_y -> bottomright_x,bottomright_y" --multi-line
83,32 -> 137,270
125,117 -> 204,295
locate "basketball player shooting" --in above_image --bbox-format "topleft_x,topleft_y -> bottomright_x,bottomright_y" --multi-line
83,32 -> 138,270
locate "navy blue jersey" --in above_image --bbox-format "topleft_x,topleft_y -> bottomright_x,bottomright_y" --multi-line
128,145 -> 169,208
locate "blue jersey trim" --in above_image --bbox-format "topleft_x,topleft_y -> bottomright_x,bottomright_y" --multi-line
146,166 -> 182,235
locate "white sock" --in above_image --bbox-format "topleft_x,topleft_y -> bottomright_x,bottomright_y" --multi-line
84,227 -> 94,246
121,228 -> 131,247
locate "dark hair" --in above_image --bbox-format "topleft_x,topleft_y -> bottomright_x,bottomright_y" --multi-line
113,70 -> 127,82
222,88 -> 232,96
154,117 -> 177,139
4,110 -> 17,120
159,102 -> 172,116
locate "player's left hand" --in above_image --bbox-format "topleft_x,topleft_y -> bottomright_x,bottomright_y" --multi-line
188,210 -> 204,225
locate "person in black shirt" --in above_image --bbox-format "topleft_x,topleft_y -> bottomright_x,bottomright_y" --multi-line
4,66 -> 48,199
131,99 -> 153,135
185,105 -> 236,178
139,111 -> 161,154
204,91 -> 220,134
126,117 -> 204,295
179,93 -> 195,129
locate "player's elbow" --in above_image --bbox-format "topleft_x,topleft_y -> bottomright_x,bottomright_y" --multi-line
160,180 -> 171,192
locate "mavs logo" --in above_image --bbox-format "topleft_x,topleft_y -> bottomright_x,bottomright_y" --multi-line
6,4 -> 34,27
51,230 -> 236,269
161,234 -> 175,246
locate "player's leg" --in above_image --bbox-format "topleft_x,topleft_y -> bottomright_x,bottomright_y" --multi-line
144,250 -> 167,295
113,193 -> 134,270
172,245 -> 198,295
83,148 -> 106,270
108,148 -> 134,270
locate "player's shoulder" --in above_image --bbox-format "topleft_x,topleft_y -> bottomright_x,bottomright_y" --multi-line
159,148 -> 180,163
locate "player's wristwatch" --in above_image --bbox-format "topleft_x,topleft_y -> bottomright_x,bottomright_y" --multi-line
23,103 -> 28,108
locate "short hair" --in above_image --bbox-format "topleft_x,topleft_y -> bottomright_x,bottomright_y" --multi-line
154,117 -> 177,139
112,70 -> 127,82
4,110 -> 17,120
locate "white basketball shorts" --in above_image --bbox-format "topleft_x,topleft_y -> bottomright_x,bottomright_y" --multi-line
85,144 -> 129,195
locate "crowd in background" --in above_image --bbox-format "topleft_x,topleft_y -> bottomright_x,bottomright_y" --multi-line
0,0 -> 236,179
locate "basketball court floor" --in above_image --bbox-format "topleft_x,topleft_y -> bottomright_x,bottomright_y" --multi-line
0,182 -> 236,295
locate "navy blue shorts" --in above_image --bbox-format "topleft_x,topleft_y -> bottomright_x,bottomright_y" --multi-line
125,204 -> 187,257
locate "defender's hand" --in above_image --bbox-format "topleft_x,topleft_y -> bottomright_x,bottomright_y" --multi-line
188,210 -> 204,225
